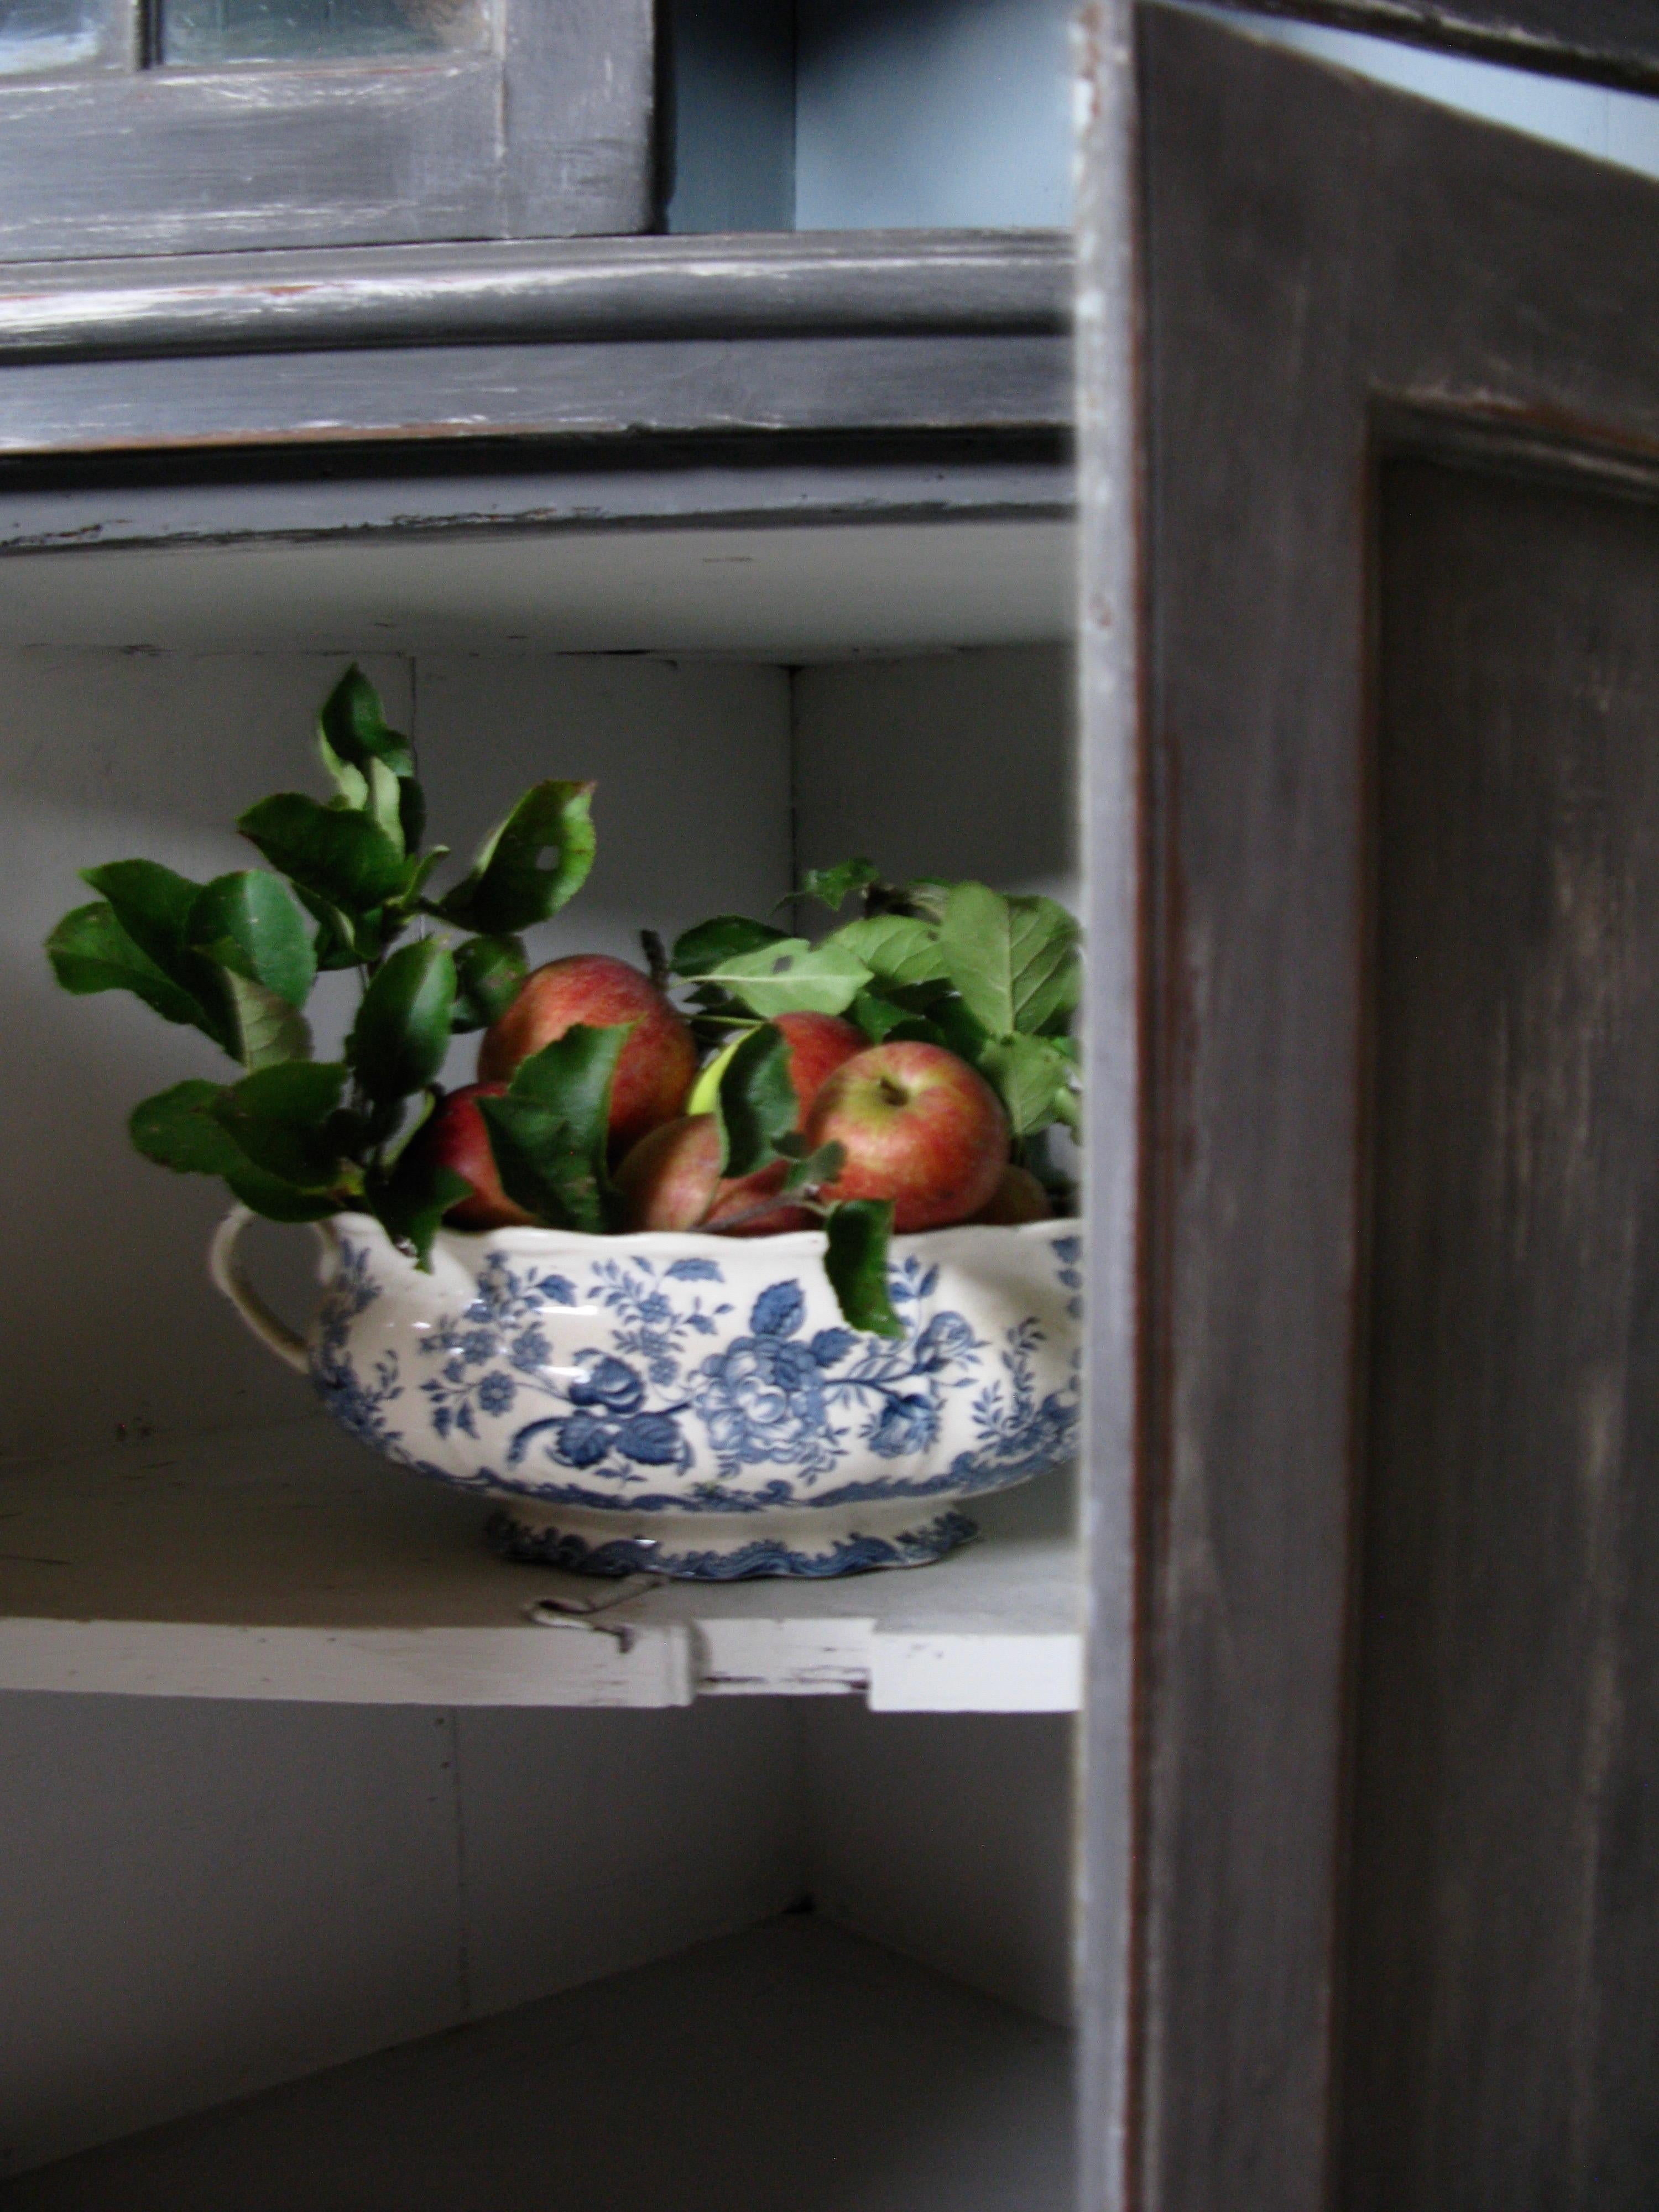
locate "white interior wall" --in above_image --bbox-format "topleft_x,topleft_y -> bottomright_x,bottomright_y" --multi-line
791,642 -> 1077,907
801,1705 -> 1077,2025
1,637 -> 1081,2178
0,1696 -> 802,2177
0,647 -> 791,1463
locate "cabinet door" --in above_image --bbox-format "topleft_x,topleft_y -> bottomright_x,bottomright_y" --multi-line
0,0 -> 652,258
1079,9 -> 1659,2209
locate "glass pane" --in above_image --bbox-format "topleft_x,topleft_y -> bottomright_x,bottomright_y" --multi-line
159,0 -> 487,66
0,0 -> 114,75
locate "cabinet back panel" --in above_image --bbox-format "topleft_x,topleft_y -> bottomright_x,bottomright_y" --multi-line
1340,456 -> 1659,2208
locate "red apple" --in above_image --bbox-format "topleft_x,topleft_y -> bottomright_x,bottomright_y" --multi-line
770,1011 -> 865,1126
478,953 -> 696,1157
614,1115 -> 813,1237
418,1083 -> 538,1233
804,1041 -> 1010,1233
973,1164 -> 1054,1224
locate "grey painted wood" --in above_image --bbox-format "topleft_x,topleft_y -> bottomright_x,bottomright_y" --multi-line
0,0 -> 652,263
1340,457 -> 1659,2212
0,335 -> 1069,460
1204,0 -> 1659,91
1074,7 -> 1142,2212
1114,9 -> 1659,2209
0,232 -> 1070,362
0,234 -> 1070,465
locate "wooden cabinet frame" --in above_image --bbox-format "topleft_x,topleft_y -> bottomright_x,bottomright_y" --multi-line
0,0 -> 654,260
1079,8 -> 1659,2208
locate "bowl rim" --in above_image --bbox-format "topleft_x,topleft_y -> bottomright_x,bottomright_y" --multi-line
325,1211 -> 1077,1261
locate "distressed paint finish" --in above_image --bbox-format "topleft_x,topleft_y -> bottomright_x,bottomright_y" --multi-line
1075,6 -> 1145,2212
1132,9 -> 1659,2210
1343,457 -> 1659,2212
0,0 -> 653,262
0,231 -> 1071,362
0,234 -> 1071,462
1204,0 -> 1659,91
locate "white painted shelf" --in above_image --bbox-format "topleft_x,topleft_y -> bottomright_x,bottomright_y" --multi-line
0,1418 -> 1081,1711
1,1917 -> 1076,2212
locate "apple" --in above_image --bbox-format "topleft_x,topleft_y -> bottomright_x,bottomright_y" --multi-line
804,1040 -> 1010,1233
614,1115 -> 813,1237
973,1163 -> 1054,1224
478,953 -> 696,1157
771,1011 -> 865,1126
418,1083 -> 538,1233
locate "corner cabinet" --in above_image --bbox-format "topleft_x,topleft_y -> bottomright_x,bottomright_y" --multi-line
9,6 -> 1659,2208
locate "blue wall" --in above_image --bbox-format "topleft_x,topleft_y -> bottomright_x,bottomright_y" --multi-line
667,0 -> 1659,233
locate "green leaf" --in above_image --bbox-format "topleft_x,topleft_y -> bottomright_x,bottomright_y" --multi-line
317,664 -> 415,780
293,885 -> 361,972
670,915 -> 786,977
46,901 -> 213,1031
825,914 -> 950,989
451,933 -> 528,1033
366,1148 -> 470,1271
364,758 -> 406,856
80,859 -> 202,981
848,988 -> 916,1046
398,776 -> 427,857
975,1034 -> 1080,1138
779,1139 -> 844,1197
937,883 -> 1081,1038
435,780 -> 596,936
129,1079 -> 338,1222
797,858 -> 879,913
715,1022 -> 797,1178
824,1199 -> 902,1338
186,871 -> 316,1009
238,793 -> 408,917
316,731 -> 369,810
700,937 -> 872,1020
347,939 -> 456,1103
221,971 -> 314,1072
476,1098 -> 602,1234
211,1061 -> 349,1190
508,1021 -> 629,1128
477,1023 -> 630,1234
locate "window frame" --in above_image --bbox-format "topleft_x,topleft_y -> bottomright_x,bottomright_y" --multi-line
0,0 -> 655,260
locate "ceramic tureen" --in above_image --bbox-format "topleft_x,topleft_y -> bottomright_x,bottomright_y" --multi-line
212,1207 -> 1082,1579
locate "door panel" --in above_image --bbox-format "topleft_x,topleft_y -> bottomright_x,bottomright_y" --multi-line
1077,9 -> 1659,2209
1344,455 -> 1659,2211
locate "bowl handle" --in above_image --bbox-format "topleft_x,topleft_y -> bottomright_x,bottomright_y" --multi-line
209,1204 -> 333,1376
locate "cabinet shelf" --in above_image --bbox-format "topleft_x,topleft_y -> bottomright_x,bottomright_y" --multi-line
0,1419 -> 1080,1712
4,1917 -> 1075,2212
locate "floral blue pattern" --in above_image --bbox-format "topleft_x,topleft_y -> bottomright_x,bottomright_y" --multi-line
490,1507 -> 979,1581
305,1224 -> 1081,1577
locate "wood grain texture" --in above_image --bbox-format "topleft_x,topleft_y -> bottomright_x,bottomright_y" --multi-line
1203,0 -> 1659,92
1129,10 -> 1659,2209
1341,457 -> 1659,2212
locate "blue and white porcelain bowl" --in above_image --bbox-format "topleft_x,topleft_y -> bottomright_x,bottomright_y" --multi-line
211,1208 -> 1082,1579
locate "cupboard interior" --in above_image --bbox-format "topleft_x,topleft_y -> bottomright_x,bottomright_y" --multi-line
0,509 -> 1081,2199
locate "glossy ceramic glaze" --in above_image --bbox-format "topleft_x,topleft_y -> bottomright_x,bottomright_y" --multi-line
212,1209 -> 1081,1578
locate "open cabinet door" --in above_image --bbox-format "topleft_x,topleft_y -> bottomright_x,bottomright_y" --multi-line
1079,8 -> 1659,2210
